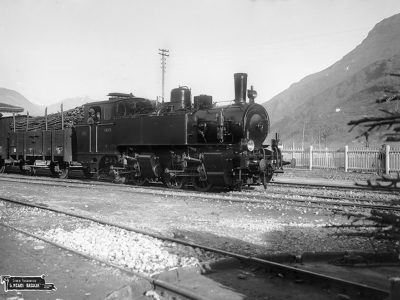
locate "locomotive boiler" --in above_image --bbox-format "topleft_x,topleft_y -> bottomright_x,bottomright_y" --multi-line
0,73 -> 284,191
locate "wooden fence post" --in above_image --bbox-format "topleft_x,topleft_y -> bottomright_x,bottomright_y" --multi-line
309,146 -> 313,170
292,142 -> 295,161
385,144 -> 390,175
344,145 -> 348,172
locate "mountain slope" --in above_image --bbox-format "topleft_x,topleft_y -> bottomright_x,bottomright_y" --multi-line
0,88 -> 93,116
46,97 -> 92,114
264,13 -> 400,147
0,88 -> 42,115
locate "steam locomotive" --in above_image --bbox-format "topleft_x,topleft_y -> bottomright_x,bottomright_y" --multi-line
0,73 -> 284,191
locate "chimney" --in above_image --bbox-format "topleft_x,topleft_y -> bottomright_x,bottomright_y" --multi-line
234,73 -> 247,105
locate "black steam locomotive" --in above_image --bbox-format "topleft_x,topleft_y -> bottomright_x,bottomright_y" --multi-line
0,73 -> 283,191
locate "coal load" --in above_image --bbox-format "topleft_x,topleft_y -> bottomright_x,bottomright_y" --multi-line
10,106 -> 85,131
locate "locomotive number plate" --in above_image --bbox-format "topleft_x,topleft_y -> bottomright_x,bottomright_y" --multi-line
104,128 -> 112,133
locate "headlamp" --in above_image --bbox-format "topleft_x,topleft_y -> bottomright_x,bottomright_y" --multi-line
247,139 -> 255,152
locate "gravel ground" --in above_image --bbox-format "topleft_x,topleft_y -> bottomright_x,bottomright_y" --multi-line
0,178 -> 396,259
0,202 -> 223,277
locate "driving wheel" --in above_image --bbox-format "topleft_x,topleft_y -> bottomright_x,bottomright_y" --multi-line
164,174 -> 184,189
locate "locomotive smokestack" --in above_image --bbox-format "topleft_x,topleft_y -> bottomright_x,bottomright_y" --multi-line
234,73 -> 247,105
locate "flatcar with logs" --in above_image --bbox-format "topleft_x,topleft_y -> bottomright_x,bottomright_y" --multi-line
0,73 -> 284,191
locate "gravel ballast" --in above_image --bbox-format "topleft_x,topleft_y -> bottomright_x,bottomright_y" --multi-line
0,174 -> 397,257
37,224 -> 213,275
0,202 -> 223,276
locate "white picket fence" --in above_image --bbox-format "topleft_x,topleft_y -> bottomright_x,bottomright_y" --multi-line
282,145 -> 400,174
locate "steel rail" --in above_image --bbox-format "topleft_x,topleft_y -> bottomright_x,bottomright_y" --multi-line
0,222 -> 211,300
1,176 -> 399,212
0,172 -> 106,186
0,196 -> 390,299
271,181 -> 400,194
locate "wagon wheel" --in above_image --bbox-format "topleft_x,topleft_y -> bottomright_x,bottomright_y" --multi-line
53,167 -> 69,179
192,177 -> 213,192
164,174 -> 184,189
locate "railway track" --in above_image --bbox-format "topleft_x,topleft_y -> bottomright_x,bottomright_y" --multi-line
239,188 -> 397,204
7,173 -> 399,207
3,171 -> 398,195
3,170 -> 399,197
1,168 -> 398,192
0,196 -> 391,300
270,180 -> 400,195
1,173 -> 399,212
2,170 -> 398,197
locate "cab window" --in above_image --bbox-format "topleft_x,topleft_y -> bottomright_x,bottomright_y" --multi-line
103,105 -> 112,121
115,102 -> 126,117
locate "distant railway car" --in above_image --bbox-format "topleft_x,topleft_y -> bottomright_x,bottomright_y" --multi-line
0,73 -> 284,191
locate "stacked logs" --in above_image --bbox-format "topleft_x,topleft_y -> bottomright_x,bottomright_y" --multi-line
10,106 -> 85,131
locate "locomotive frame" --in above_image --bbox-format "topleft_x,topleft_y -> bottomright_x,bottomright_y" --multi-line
0,73 -> 285,191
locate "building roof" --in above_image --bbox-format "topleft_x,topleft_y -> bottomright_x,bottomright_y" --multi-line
0,102 -> 24,113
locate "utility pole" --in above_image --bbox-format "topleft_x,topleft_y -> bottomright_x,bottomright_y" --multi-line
158,49 -> 169,103
318,127 -> 321,150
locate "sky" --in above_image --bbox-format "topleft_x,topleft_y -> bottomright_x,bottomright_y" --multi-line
1,0 -> 400,106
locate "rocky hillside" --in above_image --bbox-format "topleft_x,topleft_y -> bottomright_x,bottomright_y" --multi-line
264,13 -> 400,147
